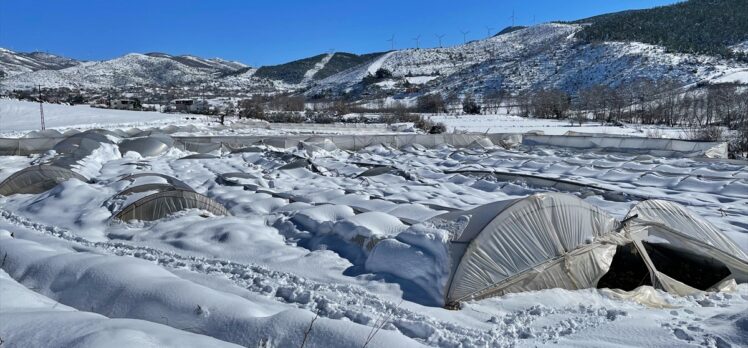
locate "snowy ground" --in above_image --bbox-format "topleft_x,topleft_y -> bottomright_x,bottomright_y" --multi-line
0,99 -> 404,137
0,99 -> 194,135
1,104 -> 747,347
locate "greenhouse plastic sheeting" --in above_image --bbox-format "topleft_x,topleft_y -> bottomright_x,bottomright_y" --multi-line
627,200 -> 748,262
470,244 -> 618,301
114,189 -> 229,221
0,137 -> 65,156
444,193 -> 619,303
523,135 -> 727,158
118,137 -> 171,157
0,165 -> 87,196
623,200 -> 748,291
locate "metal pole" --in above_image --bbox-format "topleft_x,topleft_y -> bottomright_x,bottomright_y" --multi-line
38,85 -> 46,130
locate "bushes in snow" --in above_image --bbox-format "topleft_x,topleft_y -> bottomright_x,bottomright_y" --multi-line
461,94 -> 481,115
415,94 -> 446,114
238,97 -> 265,120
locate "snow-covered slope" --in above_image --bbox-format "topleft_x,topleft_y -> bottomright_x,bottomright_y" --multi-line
311,23 -> 748,96
3,23 -> 746,95
732,40 -> 748,54
0,48 -> 80,77
145,52 -> 248,72
1,52 -> 251,90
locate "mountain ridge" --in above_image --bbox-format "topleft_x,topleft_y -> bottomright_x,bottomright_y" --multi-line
2,0 -> 747,97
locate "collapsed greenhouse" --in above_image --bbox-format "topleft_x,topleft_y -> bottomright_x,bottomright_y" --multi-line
425,193 -> 748,306
1,127 -> 744,308
109,173 -> 230,221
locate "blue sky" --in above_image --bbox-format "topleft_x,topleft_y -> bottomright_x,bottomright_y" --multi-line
0,0 -> 679,67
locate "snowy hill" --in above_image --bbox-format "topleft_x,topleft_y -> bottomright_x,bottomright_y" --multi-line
0,48 -> 80,78
2,0 -> 747,97
254,51 -> 386,85
2,53 -> 249,90
3,23 -> 747,96
310,23 -> 748,97
144,52 -> 248,72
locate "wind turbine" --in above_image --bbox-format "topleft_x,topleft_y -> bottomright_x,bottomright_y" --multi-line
509,9 -> 516,27
460,30 -> 470,44
412,35 -> 421,49
387,34 -> 395,50
434,34 -> 445,48
486,26 -> 495,38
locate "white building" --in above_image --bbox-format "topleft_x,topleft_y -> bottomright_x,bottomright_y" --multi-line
171,98 -> 210,113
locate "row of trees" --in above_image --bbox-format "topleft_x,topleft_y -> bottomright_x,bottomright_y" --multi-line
237,78 -> 748,155
511,80 -> 748,155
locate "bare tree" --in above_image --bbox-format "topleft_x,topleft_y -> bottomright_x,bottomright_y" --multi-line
238,97 -> 265,120
530,89 -> 570,119
483,89 -> 505,114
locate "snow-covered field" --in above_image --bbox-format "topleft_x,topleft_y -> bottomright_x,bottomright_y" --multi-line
0,99 -> 403,137
0,99 -> 193,135
1,103 -> 747,347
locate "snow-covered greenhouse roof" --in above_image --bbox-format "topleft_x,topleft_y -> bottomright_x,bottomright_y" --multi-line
111,173 -> 229,222
441,193 -> 619,304
118,135 -> 173,157
0,165 -> 87,196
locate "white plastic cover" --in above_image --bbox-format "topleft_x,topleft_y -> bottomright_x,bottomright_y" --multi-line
624,200 -> 748,291
523,135 -> 727,158
445,193 -> 618,303
627,200 -> 748,262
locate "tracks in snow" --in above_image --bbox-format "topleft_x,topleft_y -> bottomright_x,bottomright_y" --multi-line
0,207 -> 628,347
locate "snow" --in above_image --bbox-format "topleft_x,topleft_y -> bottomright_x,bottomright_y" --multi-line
0,99 -> 188,134
406,76 -> 438,84
0,268 -> 244,348
4,22 -> 748,98
310,23 -> 748,97
301,53 -> 334,84
367,51 -> 396,75
731,41 -> 748,54
1,108 -> 747,347
0,99 -> 407,137
710,68 -> 748,84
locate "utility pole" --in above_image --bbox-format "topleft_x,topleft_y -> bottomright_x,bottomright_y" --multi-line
37,85 -> 46,130
435,34 -> 445,48
460,30 -> 470,44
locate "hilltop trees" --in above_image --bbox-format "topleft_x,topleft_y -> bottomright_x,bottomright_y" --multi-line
577,0 -> 748,59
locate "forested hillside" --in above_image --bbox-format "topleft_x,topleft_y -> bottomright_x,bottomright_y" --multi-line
313,52 -> 386,80
576,0 -> 748,57
253,54 -> 329,84
254,52 -> 386,84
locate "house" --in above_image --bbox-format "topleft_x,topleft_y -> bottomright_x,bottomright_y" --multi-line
171,98 -> 210,114
110,99 -> 139,110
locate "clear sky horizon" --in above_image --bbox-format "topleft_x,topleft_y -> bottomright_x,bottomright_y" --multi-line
1,0 -> 680,67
